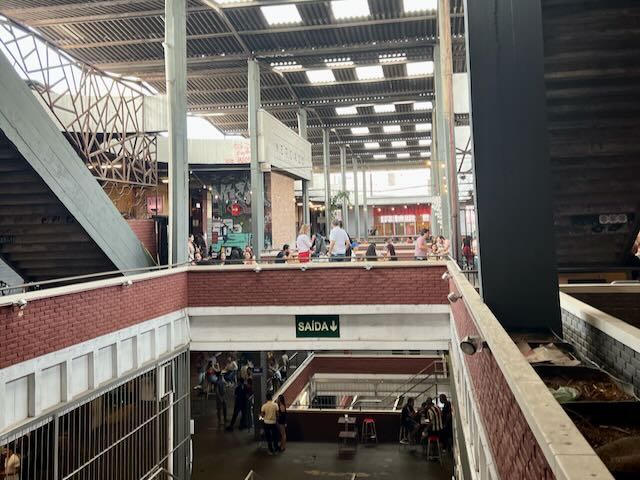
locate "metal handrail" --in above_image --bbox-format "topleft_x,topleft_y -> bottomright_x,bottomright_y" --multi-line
378,359 -> 446,406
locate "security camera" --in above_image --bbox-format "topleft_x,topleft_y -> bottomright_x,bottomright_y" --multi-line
254,266 -> 262,273
13,299 -> 28,310
364,264 -> 373,271
441,272 -> 451,281
460,335 -> 484,356
447,292 -> 462,303
122,279 -> 133,287
300,265 -> 307,272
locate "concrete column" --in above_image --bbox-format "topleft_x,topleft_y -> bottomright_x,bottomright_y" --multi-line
434,47 -> 450,239
352,156 -> 361,239
438,0 -> 460,260
298,109 -> 311,225
361,161 -> 369,241
322,129 -> 331,236
164,0 -> 188,265
464,0 -> 560,331
248,59 -> 265,258
339,146 -> 349,229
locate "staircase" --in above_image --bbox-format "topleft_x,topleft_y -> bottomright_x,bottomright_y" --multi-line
0,49 -> 153,282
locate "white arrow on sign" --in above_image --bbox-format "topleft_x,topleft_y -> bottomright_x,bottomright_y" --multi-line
329,321 -> 338,332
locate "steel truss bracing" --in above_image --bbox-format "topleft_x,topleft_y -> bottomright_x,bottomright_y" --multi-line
0,19 -> 157,189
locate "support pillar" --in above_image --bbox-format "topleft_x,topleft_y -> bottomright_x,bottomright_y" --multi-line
248,59 -> 265,259
352,156 -> 361,239
298,109 -> 310,225
464,0 -> 561,331
361,162 -> 369,241
434,47 -> 450,240
438,0 -> 460,260
322,129 -> 331,236
164,0 -> 188,265
339,146 -> 349,230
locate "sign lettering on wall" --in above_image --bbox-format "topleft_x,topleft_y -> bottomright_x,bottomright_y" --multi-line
295,315 -> 340,338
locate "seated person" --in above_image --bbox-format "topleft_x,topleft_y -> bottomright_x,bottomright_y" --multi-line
400,398 -> 419,443
422,397 -> 444,442
275,244 -> 290,264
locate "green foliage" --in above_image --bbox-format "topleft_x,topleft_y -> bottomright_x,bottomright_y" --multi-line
330,190 -> 351,212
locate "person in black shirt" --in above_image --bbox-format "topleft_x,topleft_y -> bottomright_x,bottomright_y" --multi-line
439,393 -> 453,451
275,244 -> 290,264
400,398 -> 419,443
226,378 -> 247,431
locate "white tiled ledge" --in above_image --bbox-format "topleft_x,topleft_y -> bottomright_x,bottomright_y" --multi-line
447,261 -> 613,480
560,292 -> 640,353
560,284 -> 640,294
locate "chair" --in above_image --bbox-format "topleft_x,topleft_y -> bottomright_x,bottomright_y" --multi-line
361,418 -> 377,446
426,434 -> 442,463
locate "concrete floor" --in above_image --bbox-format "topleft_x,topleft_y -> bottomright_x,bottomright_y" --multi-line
191,396 -> 453,480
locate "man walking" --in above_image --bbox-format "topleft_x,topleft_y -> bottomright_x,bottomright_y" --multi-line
327,219 -> 350,262
226,378 -> 247,431
261,392 -> 280,455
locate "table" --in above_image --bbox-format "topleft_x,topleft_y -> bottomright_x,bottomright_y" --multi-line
337,415 -> 358,455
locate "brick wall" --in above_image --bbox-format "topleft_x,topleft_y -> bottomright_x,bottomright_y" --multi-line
449,280 -> 555,480
0,272 -> 187,369
127,219 -> 158,260
189,265 -> 448,306
570,293 -> 640,329
562,308 -> 640,396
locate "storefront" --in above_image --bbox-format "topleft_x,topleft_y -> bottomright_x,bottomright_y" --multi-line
372,204 -> 431,238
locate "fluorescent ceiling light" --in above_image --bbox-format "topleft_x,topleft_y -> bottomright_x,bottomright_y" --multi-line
383,125 -> 402,134
392,141 -> 407,148
261,5 -> 303,25
364,142 -> 380,149
355,65 -> 385,80
416,123 -> 432,132
421,151 -> 431,157
324,57 -> 353,67
352,127 -> 370,135
397,153 -> 410,159
331,0 -> 371,20
373,154 -> 387,159
336,106 -> 358,115
419,139 -> 432,146
407,61 -> 434,76
306,69 -> 336,84
413,101 -> 433,111
379,53 -> 407,64
404,0 -> 437,13
271,61 -> 303,72
374,103 -> 395,113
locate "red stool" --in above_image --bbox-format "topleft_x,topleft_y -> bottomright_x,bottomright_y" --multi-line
426,434 -> 441,462
361,418 -> 377,446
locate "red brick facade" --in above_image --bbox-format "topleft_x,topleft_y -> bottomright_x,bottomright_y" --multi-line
189,265 -> 448,306
127,219 -> 157,260
449,280 -> 555,480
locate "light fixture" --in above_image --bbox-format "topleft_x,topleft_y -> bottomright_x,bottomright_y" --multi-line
364,142 -> 380,149
373,153 -> 386,159
260,4 -> 303,25
161,178 -> 169,184
12,299 -> 28,310
397,153 -> 410,159
355,65 -> 385,80
365,264 -> 373,271
419,139 -> 432,146
406,61 -> 434,76
460,335 -> 486,356
404,0 -> 437,13
391,140 -> 407,148
447,292 -> 462,303
416,123 -> 432,132
122,279 -> 133,288
420,152 -> 431,157
441,272 -> 451,281
336,106 -> 358,115
331,0 -> 371,20
300,265 -> 308,271
383,125 -> 402,134
306,69 -> 336,84
413,101 -> 433,111
254,265 -> 262,273
379,53 -> 407,64
352,127 -> 370,135
374,103 -> 396,113
271,61 -> 303,72
324,57 -> 354,67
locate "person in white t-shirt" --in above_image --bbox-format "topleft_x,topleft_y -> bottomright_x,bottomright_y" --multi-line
296,224 -> 314,263
3,445 -> 20,480
327,219 -> 350,262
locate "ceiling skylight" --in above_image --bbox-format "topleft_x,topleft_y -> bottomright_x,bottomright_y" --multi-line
373,154 -> 387,159
403,0 -> 437,13
419,139 -> 432,146
352,127 -> 370,135
364,142 -> 380,149
416,123 -> 432,132
374,103 -> 395,113
261,5 -> 303,25
397,153 -> 410,159
379,53 -> 407,64
413,101 -> 433,111
421,151 -> 431,157
392,141 -> 407,148
331,0 -> 371,20
383,125 -> 402,134
306,69 -> 336,84
336,106 -> 358,115
407,61 -> 434,76
355,65 -> 385,80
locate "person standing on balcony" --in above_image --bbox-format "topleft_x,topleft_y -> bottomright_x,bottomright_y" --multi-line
188,234 -> 196,263
2,444 -> 20,480
327,219 -> 350,262
296,224 -> 314,263
414,229 -> 430,260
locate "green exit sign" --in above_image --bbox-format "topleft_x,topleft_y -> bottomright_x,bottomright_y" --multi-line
295,315 -> 340,338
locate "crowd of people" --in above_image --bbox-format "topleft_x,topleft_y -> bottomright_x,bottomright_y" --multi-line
400,394 -> 453,454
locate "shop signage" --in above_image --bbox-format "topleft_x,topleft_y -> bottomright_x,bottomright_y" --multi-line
295,315 -> 340,338
251,367 -> 264,376
230,203 -> 242,216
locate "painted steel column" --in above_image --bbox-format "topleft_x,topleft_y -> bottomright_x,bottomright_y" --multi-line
339,146 -> 349,230
429,100 -> 441,237
464,0 -> 561,331
361,161 -> 369,241
164,0 -> 188,265
298,109 -> 310,225
433,46 -> 450,239
322,129 -> 331,236
248,59 -> 265,258
438,0 -> 460,261
352,156 -> 361,239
